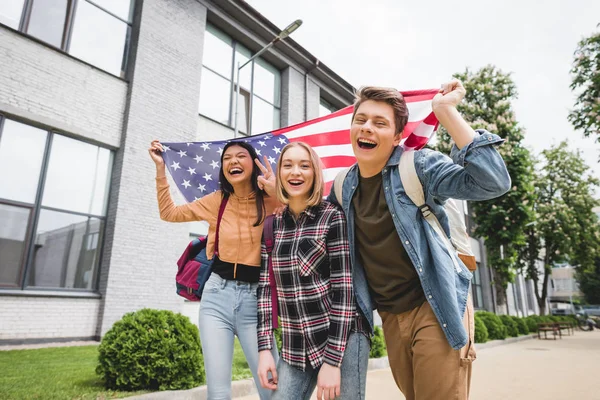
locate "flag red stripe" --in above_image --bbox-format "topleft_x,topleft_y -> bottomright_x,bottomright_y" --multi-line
402,92 -> 439,103
289,130 -> 350,147
324,180 -> 334,195
403,134 -> 429,148
273,107 -> 353,135
320,155 -> 356,169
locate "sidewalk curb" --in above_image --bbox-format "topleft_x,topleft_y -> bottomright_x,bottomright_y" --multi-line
126,356 -> 391,400
476,334 -> 537,351
127,336 -> 535,399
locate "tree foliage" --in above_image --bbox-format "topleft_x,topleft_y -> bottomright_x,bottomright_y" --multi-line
569,28 -> 600,144
523,143 -> 599,314
431,65 -> 536,302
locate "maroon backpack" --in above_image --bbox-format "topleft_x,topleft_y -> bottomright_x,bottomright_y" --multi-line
175,197 -> 228,301
263,214 -> 279,328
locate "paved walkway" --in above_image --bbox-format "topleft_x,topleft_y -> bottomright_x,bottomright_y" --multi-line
238,331 -> 600,400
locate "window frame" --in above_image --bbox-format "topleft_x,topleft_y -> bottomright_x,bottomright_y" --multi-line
0,114 -> 113,293
4,0 -> 134,78
199,23 -> 282,136
319,97 -> 339,117
471,262 -> 485,310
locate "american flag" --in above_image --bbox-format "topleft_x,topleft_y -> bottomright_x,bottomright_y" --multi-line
161,89 -> 439,202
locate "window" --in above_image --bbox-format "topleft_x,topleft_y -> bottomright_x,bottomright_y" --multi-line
0,116 -> 113,291
465,201 -> 478,236
471,263 -> 485,309
1,0 -> 133,77
198,24 -> 281,135
0,0 -> 25,29
319,98 -> 338,117
526,279 -> 536,311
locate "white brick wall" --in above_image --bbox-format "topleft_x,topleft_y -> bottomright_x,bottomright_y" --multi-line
0,26 -> 127,147
0,0 -> 356,342
97,0 -> 208,335
0,296 -> 100,340
197,115 -> 236,141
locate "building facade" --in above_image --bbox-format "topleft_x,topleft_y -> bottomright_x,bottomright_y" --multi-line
0,0 -> 545,344
0,0 -> 355,343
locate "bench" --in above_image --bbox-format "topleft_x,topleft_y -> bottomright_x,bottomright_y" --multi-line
556,322 -> 574,336
537,323 -> 561,340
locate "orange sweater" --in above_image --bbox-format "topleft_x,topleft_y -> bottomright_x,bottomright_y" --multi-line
156,176 -> 276,267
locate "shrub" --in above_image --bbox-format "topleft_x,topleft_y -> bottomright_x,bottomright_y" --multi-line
369,326 -> 387,358
476,311 -> 507,340
474,314 -> 489,343
499,315 -> 519,337
525,315 -> 541,333
96,308 -> 204,391
274,326 -> 283,354
512,316 -> 529,335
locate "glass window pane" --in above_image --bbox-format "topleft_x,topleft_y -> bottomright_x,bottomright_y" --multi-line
69,1 -> 129,76
0,204 -> 30,287
88,0 -> 133,21
42,135 -> 112,215
28,209 -> 103,289
26,0 -> 68,48
234,44 -> 252,91
251,96 -> 279,134
0,119 -> 47,204
199,67 -> 232,125
90,148 -> 112,216
253,58 -> 280,106
319,104 -> 331,117
231,86 -> 250,134
319,98 -> 337,117
203,25 -> 233,78
475,286 -> 484,309
0,0 -> 25,29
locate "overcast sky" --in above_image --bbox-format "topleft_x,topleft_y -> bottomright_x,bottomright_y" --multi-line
247,0 -> 600,181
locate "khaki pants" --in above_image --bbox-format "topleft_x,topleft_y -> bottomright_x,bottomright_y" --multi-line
379,297 -> 476,400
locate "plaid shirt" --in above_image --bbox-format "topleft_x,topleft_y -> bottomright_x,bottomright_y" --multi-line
257,201 -> 365,371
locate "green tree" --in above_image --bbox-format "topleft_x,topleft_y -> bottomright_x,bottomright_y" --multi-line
577,256 -> 600,304
523,143 -> 599,314
432,65 -> 536,302
569,27 -> 600,144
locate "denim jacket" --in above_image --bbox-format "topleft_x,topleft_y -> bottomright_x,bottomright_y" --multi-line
328,130 -> 511,349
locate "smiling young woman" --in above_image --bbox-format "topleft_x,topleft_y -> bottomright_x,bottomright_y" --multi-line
256,142 -> 369,400
148,139 -> 279,400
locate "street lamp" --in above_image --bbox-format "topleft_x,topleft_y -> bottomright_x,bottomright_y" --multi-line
233,19 -> 303,138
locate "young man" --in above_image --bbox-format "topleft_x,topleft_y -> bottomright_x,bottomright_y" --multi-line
328,80 -> 511,400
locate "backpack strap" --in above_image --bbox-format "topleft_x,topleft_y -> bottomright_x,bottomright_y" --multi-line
333,168 -> 350,206
213,196 -> 228,257
264,214 -> 279,329
399,150 -> 462,273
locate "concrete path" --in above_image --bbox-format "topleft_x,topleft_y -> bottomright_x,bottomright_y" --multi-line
237,331 -> 600,400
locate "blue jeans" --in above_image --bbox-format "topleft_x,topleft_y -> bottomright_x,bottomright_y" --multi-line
199,273 -> 279,400
272,332 -> 369,400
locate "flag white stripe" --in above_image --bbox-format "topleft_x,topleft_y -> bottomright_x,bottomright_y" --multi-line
412,122 -> 436,138
284,100 -> 434,140
311,144 -> 354,158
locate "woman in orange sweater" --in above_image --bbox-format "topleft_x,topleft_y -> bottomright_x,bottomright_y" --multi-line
149,139 -> 279,400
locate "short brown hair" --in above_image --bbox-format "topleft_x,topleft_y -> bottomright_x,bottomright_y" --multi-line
352,86 -> 409,135
276,142 -> 324,207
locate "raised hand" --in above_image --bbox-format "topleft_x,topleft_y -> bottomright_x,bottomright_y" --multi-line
148,140 -> 165,166
255,155 -> 276,197
432,79 -> 466,112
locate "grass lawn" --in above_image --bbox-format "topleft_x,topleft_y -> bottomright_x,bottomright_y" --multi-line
0,340 -> 252,400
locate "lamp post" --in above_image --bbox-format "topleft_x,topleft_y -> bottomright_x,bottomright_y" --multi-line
233,19 -> 302,138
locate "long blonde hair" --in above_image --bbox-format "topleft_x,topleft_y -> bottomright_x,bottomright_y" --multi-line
276,142 -> 325,207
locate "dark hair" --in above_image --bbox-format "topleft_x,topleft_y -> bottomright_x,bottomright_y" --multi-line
218,141 -> 265,227
352,86 -> 409,135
